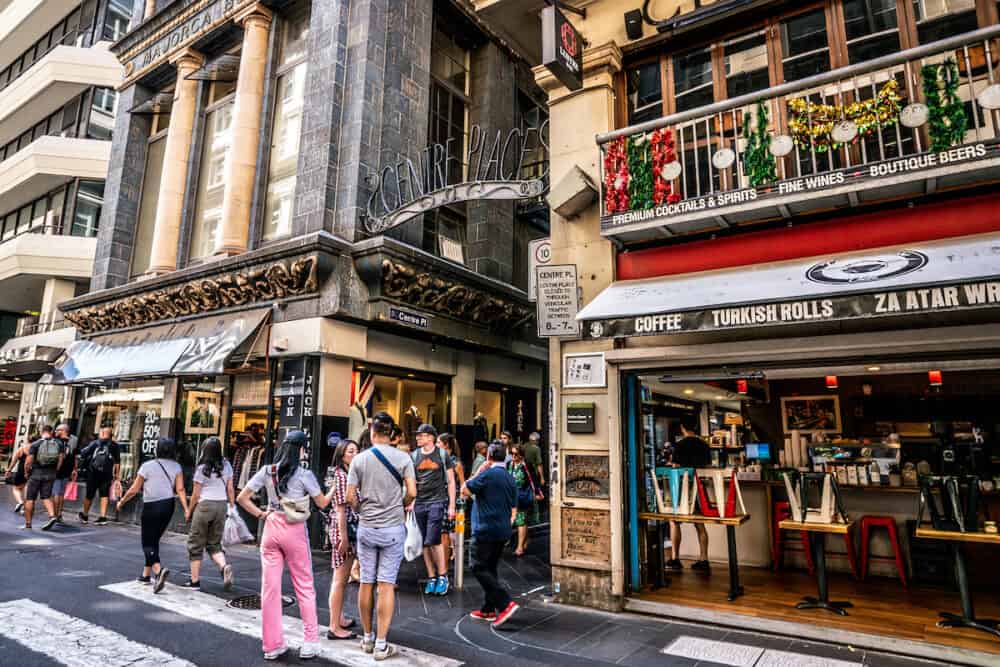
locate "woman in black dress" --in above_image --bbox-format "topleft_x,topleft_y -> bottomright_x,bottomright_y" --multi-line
7,438 -> 30,514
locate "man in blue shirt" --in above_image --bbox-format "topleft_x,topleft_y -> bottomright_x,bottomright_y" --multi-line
462,441 -> 519,628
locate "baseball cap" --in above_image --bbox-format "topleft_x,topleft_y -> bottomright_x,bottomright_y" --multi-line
327,432 -> 342,448
416,423 -> 438,437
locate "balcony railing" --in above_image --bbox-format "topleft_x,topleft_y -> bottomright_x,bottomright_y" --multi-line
598,25 -> 1000,240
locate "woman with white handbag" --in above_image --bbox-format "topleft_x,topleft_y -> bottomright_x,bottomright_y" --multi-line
237,430 -> 334,662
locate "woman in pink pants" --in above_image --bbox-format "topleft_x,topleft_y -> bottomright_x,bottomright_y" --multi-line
238,430 -> 333,661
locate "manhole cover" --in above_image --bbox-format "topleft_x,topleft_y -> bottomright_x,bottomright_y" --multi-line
226,594 -> 295,610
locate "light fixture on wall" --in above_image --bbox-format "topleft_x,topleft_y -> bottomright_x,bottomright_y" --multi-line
928,370 -> 943,386
825,375 -> 839,389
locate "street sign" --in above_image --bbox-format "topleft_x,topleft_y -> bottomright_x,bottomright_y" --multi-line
536,264 -> 580,337
528,237 -> 552,301
541,4 -> 583,92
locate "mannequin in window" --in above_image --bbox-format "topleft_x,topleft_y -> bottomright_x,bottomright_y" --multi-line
403,406 -> 420,443
348,401 -> 367,442
473,412 -> 489,445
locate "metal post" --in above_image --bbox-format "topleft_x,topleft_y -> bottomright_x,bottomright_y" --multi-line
952,543 -> 974,620
455,498 -> 465,591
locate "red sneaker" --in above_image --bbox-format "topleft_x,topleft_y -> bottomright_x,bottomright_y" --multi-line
491,601 -> 519,628
469,610 -> 496,621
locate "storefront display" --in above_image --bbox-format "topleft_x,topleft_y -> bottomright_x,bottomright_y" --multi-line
82,384 -> 165,482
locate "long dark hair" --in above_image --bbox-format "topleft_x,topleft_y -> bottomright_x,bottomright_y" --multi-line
273,430 -> 307,494
438,433 -> 459,458
332,439 -> 357,474
197,437 -> 225,477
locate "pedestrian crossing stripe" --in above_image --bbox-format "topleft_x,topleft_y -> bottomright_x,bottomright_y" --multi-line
101,579 -> 463,666
0,598 -> 196,667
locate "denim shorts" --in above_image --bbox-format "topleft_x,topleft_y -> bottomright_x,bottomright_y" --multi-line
52,477 -> 69,497
356,524 -> 406,585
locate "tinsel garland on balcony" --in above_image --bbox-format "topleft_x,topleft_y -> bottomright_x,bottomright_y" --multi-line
921,58 -> 967,152
603,130 -> 680,214
788,79 -> 903,152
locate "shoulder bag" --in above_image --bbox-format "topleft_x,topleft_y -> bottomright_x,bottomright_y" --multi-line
265,465 -> 311,524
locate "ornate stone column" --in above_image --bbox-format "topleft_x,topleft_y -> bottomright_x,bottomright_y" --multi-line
215,4 -> 273,257
147,49 -> 203,275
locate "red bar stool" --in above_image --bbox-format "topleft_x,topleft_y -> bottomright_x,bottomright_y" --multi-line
859,515 -> 908,589
773,501 -> 815,574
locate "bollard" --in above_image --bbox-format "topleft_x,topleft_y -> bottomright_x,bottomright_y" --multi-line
455,498 -> 465,591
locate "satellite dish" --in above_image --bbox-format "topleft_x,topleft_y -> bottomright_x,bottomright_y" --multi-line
769,134 -> 794,157
661,161 -> 682,180
900,103 -> 929,128
712,148 -> 736,170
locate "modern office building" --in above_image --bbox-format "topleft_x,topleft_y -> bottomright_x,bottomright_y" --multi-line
0,0 -> 130,458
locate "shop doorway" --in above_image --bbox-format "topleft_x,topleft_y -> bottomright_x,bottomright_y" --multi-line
623,363 -> 1000,657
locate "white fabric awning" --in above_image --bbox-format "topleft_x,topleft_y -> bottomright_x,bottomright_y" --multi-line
576,234 -> 1000,338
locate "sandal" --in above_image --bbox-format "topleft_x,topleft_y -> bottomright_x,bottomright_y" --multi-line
340,619 -> 356,629
326,630 -> 358,640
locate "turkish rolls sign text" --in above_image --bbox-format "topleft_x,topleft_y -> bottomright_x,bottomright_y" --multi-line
586,279 -> 1000,338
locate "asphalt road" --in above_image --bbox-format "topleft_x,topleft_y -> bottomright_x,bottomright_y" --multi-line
0,486 -> 951,667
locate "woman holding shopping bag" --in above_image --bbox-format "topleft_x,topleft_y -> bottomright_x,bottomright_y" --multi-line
117,437 -> 189,592
237,430 -> 333,661
184,437 -> 236,591
326,438 -> 359,640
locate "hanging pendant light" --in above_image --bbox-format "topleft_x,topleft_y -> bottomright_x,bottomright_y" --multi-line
661,161 -> 682,180
712,148 -> 735,170
977,83 -> 1000,110
900,103 -> 930,128
832,120 -> 859,144
769,135 -> 794,157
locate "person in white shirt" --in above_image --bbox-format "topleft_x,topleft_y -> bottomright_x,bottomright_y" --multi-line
184,437 -> 235,591
116,437 -> 189,593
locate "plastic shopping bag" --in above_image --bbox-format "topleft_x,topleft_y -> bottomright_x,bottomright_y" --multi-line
63,481 -> 79,502
109,479 -> 123,502
223,506 -> 254,546
403,510 -> 423,562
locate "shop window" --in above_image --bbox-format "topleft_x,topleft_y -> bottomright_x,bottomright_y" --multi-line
263,7 -> 310,243
913,0 -> 978,43
364,372 -> 450,449
131,135 -> 166,277
71,181 -> 104,237
82,385 -> 166,483
724,30 -> 769,98
190,97 -> 235,260
626,61 -> 663,124
673,47 -> 714,113
474,388 -> 501,443
843,0 -> 900,63
781,9 -> 831,82
431,24 -> 469,95
102,0 -> 133,42
518,91 -> 548,181
430,23 -> 470,187
179,381 -> 228,460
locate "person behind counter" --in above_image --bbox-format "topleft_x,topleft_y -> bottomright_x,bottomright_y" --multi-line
668,417 -> 712,572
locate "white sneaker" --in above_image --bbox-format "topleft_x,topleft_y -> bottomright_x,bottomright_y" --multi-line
374,644 -> 397,661
360,637 -> 375,654
299,641 -> 321,660
263,645 -> 287,661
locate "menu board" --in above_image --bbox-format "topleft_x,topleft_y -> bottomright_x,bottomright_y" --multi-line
561,507 -> 611,564
564,454 -> 610,499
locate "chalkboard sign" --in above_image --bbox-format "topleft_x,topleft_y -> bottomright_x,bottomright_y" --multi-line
565,454 -> 610,499
561,507 -> 611,564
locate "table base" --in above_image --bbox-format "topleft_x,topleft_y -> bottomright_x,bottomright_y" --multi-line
936,612 -> 1000,639
796,596 -> 853,616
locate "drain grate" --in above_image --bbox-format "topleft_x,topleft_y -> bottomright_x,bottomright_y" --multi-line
226,594 -> 295,610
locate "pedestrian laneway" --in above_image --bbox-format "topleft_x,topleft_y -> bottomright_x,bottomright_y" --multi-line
0,486 -> 953,666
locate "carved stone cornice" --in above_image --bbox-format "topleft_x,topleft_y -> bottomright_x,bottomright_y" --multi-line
63,255 -> 319,335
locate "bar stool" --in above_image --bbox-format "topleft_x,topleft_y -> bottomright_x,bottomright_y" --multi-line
859,516 -> 908,589
773,501 -> 815,574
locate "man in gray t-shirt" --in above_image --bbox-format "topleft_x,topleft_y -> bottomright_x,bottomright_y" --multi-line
346,413 -> 415,660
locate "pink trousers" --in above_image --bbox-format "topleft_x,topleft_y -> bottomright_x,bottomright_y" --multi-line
260,512 -> 318,652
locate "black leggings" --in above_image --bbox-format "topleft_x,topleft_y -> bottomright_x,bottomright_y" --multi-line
141,498 -> 175,567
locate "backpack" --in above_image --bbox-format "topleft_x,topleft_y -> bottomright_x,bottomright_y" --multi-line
35,438 -> 61,467
90,442 -> 113,475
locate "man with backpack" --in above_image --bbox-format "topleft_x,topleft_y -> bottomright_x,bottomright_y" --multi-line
409,423 -> 456,596
346,412 -> 416,661
78,427 -> 121,525
52,423 -> 78,524
23,424 -> 65,531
